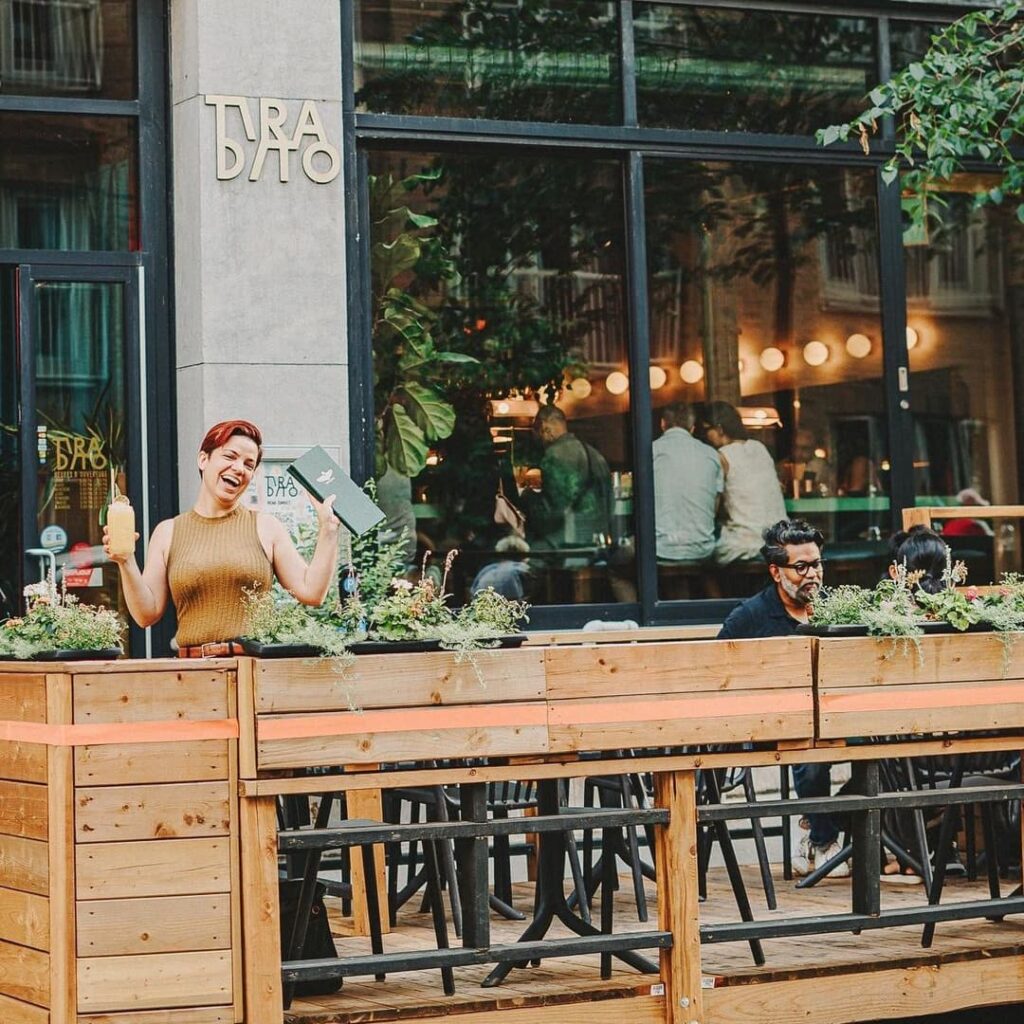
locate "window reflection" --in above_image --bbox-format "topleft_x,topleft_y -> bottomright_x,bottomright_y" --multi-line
355,0 -> 621,124
634,3 -> 877,135
0,0 -> 136,99
905,175 -> 1024,582
367,149 -> 631,608
645,160 -> 888,599
0,113 -> 137,250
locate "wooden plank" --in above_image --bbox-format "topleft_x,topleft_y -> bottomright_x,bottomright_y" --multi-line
257,721 -> 550,771
335,995 -> 667,1024
653,770 -> 702,1024
819,685 -> 1024,739
75,739 -> 229,786
0,887 -> 48,951
239,796 -> 283,1024
75,781 -> 231,843
816,633 -> 1024,688
254,648 -> 547,714
345,787 -> 390,937
47,671 -> 75,1024
0,781 -> 47,841
0,939 -> 48,1007
0,991 -> 48,1024
225,668 -> 243,1024
76,838 -> 231,899
79,1010 -> 234,1024
0,836 -> 48,895
236,657 -> 257,782
547,693 -> 812,752
0,677 -> 47,722
72,670 -> 229,724
77,894 -> 231,956
0,742 -> 47,785
909,504 -> 1024,522
704,954 -> 1024,1024
544,637 -> 811,700
77,950 -> 232,1011
243,733 -> 1023,797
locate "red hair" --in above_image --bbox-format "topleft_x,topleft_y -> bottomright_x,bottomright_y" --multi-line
199,420 -> 263,466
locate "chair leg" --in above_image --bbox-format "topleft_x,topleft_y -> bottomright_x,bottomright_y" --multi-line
742,769 -> 777,911
780,764 -> 792,882
360,844 -> 386,981
619,776 -> 648,922
965,802 -> 977,881
922,762 -> 965,948
600,825 -> 615,980
493,807 -> 513,908
980,805 -> 1002,915
422,840 -> 456,996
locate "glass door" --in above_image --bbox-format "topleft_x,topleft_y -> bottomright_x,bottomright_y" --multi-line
17,264 -> 143,649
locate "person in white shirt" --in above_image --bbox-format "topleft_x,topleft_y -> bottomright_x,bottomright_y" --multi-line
654,403 -> 723,561
700,401 -> 787,564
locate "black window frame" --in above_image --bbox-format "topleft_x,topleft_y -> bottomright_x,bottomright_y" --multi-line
0,0 -> 175,654
342,0 -> 1005,628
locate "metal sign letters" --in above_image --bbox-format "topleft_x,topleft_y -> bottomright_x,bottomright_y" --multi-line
204,95 -> 341,184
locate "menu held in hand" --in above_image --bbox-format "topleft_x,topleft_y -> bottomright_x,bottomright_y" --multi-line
286,447 -> 386,536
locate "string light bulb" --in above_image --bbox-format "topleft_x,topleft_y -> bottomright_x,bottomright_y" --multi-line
680,360 -> 704,384
802,341 -> 829,367
846,333 -> 872,358
605,371 -> 629,395
760,347 -> 785,372
649,365 -> 668,390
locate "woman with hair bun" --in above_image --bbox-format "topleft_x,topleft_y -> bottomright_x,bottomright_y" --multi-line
888,524 -> 950,594
102,419 -> 340,656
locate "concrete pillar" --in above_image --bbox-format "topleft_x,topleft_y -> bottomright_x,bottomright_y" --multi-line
170,0 -> 348,505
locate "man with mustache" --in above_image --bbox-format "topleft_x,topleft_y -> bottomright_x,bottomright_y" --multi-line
717,520 -> 840,877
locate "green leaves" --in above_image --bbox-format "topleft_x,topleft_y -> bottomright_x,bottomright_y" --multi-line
383,404 -> 430,477
394,382 -> 456,441
817,4 -> 1024,226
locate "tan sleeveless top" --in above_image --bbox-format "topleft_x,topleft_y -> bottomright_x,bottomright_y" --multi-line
167,507 -> 273,647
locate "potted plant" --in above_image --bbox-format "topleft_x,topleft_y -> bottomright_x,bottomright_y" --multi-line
0,572 -> 124,661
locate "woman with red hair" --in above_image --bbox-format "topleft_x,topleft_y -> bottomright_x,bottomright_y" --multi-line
103,419 -> 339,656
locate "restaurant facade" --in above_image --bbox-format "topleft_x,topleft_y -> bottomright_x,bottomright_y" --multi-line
0,0 -> 1019,653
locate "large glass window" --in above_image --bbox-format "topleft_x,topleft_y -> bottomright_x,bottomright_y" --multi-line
0,269 -> 17,619
905,175 -> 1024,582
367,148 -> 632,607
354,0 -> 621,124
0,113 -> 137,250
634,4 -> 877,135
645,160 -> 888,598
0,0 -> 136,99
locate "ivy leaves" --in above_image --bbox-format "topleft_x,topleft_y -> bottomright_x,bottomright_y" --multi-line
818,2 -> 1024,221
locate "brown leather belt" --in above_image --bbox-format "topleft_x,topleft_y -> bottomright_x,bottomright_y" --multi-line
177,641 -> 245,659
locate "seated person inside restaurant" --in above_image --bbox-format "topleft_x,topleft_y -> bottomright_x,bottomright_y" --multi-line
519,405 -> 612,558
655,402 -> 723,562
700,401 -> 787,564
716,520 -> 842,876
609,402 -> 722,602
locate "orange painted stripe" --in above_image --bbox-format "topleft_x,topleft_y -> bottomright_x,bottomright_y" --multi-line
821,683 -> 1024,715
0,718 -> 238,747
258,703 -> 549,741
546,690 -> 812,727
257,690 -> 812,743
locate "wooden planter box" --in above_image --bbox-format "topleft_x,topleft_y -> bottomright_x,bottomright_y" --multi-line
815,631 -> 1024,739
239,636 -> 814,776
0,659 -> 242,1024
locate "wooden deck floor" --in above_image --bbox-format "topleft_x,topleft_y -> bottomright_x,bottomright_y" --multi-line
286,866 -> 1024,1023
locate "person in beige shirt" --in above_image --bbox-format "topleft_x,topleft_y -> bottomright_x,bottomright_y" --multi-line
102,419 -> 339,655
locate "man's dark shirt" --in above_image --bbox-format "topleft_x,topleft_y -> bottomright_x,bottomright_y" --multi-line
716,583 -> 802,640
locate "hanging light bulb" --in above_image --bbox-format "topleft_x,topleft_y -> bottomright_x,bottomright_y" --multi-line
605,371 -> 629,395
760,347 -> 785,372
649,365 -> 668,390
569,377 -> 592,399
846,333 -> 872,358
802,341 -> 829,367
906,326 -> 920,350
679,360 -> 704,384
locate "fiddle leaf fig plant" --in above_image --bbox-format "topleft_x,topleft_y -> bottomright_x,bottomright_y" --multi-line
371,168 -> 477,477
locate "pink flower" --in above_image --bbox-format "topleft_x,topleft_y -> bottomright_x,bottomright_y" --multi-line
965,587 -> 980,602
